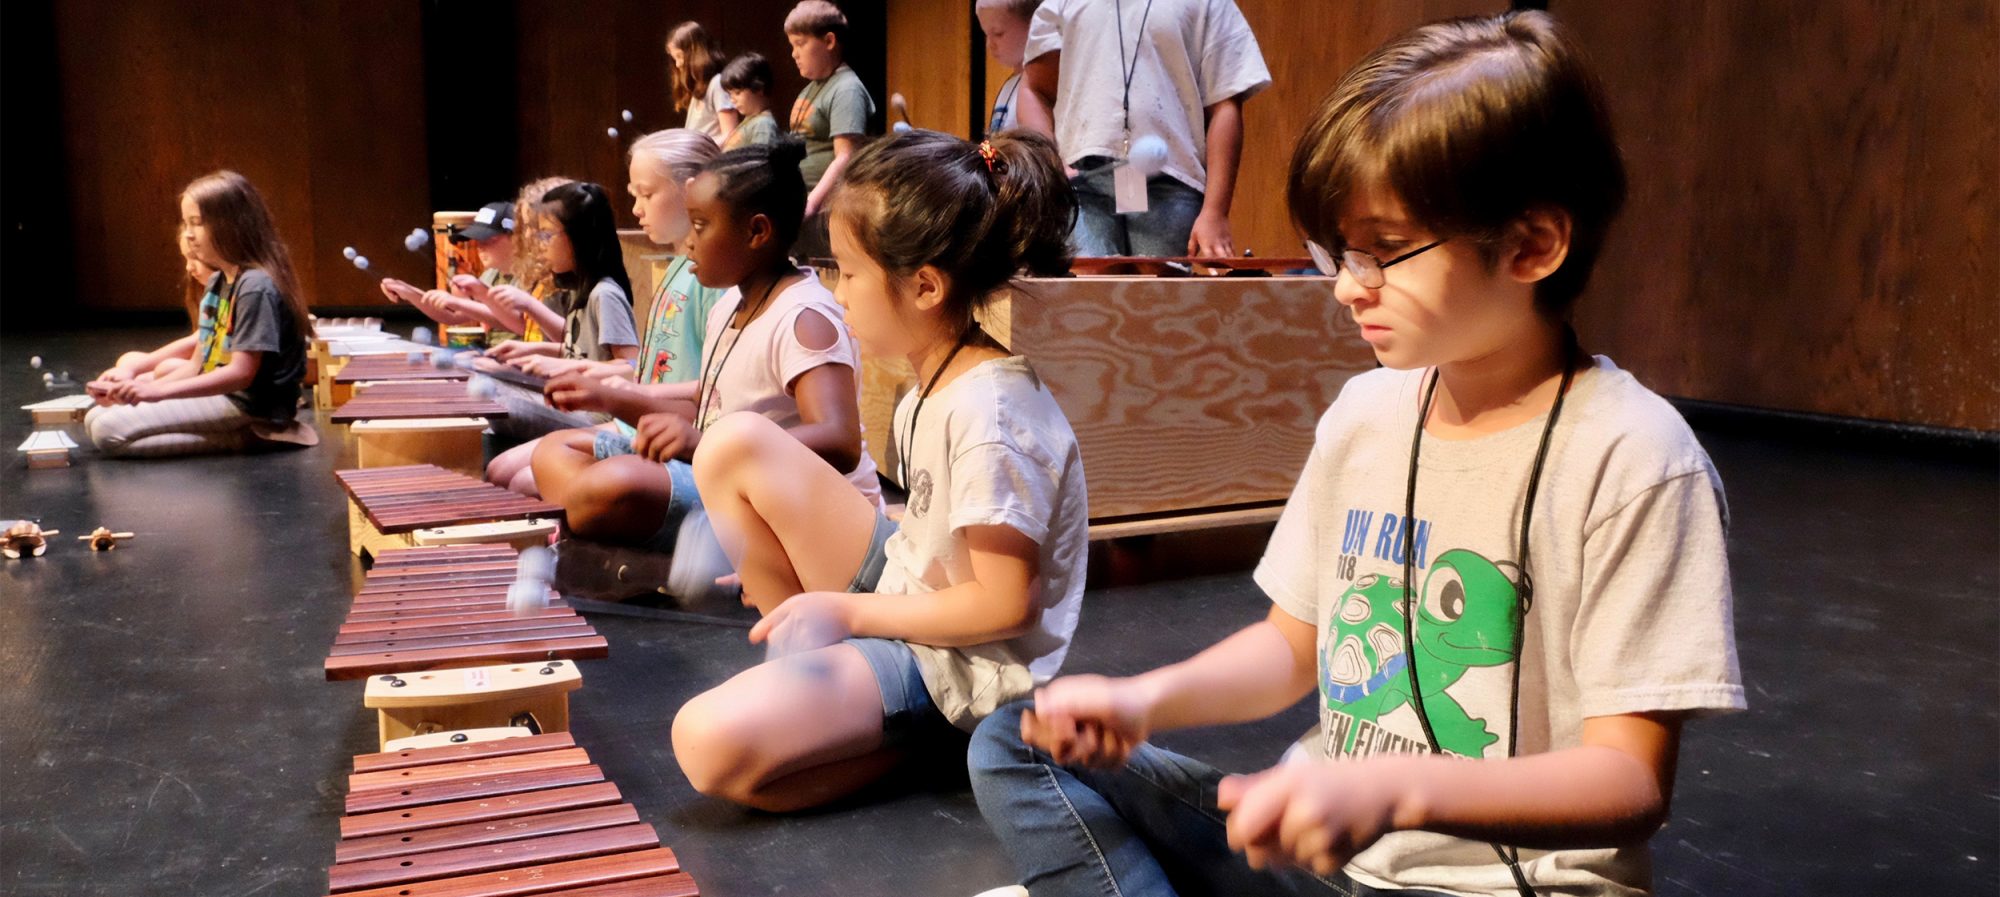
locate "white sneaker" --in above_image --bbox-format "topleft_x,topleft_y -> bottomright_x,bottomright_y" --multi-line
968,888 -> 1029,897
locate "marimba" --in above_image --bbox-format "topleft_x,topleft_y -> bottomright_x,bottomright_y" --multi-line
335,382 -> 507,475
17,430 -> 79,469
337,465 -> 561,559
330,545 -> 604,744
329,355 -> 471,407
325,731 -> 699,896
20,394 -> 96,425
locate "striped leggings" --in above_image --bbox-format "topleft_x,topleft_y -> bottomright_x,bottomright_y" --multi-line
84,395 -> 254,458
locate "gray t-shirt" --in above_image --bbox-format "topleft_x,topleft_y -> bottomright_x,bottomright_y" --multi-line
878,356 -> 1090,731
1253,357 -> 1744,896
792,65 -> 873,186
558,276 -> 638,362
214,268 -> 305,421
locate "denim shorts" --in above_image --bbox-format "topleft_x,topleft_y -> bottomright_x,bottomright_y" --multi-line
845,636 -> 953,747
593,429 -> 701,552
846,510 -> 898,593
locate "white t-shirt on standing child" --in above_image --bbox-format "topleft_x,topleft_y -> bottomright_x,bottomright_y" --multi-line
876,355 -> 1090,731
695,272 -> 882,507
1024,0 -> 1271,193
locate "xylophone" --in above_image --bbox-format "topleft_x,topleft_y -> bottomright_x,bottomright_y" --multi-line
328,355 -> 471,408
20,394 -> 97,425
17,430 -> 79,469
336,465 -> 562,559
1067,255 -> 1316,277
333,381 -> 508,424
329,545 -> 604,743
325,730 -> 699,896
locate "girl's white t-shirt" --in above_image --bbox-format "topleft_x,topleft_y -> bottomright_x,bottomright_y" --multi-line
696,272 -> 882,507
877,355 -> 1090,730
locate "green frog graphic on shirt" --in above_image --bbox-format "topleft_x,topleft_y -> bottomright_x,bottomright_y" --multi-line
1320,549 -> 1523,758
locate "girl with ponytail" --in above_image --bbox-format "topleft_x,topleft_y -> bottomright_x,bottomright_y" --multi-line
669,129 -> 1090,814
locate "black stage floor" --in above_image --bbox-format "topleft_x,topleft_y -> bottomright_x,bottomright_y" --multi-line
2,326 -> 1994,896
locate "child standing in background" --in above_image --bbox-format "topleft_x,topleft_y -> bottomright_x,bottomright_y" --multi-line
785,0 -> 873,256
1019,0 -> 1270,258
720,52 -> 782,151
975,0 -> 1043,135
669,21 -> 739,145
86,171 -> 316,458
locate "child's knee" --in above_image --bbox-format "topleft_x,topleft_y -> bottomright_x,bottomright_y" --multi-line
85,409 -> 131,453
564,456 -> 667,538
670,691 -> 763,800
692,412 -> 783,481
967,701 -> 1035,783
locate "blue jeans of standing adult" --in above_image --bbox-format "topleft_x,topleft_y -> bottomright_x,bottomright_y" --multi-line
1070,157 -> 1206,257
969,701 -> 1459,897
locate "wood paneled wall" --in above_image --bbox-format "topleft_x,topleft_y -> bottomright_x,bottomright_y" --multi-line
908,1 -> 1997,430
36,0 -> 884,318
52,0 -> 436,313
1560,2 -> 1998,431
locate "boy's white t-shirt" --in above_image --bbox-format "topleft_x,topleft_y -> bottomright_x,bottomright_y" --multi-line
1254,358 -> 1745,897
1024,0 -> 1271,193
696,272 -> 882,507
875,356 -> 1090,731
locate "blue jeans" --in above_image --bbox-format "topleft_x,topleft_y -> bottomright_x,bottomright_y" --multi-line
1070,157 -> 1206,257
968,702 -> 1457,897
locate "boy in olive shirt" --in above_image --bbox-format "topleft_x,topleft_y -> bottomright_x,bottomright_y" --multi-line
785,0 -> 872,255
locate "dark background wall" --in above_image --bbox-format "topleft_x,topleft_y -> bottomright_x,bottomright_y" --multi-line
3,1 -> 1993,430
0,0 -> 883,322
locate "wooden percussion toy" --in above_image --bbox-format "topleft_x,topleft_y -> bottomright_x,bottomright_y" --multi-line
20,394 -> 95,425
2,521 -> 58,558
327,354 -> 470,408
78,527 -> 135,550
324,731 -> 699,895
335,465 -> 561,560
334,381 -> 509,476
17,431 -> 79,469
327,545 -> 606,746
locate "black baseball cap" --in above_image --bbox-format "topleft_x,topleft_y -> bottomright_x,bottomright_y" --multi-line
452,202 -> 517,243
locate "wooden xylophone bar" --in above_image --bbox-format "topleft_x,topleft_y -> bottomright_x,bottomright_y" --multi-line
334,355 -> 472,384
333,381 -> 508,423
336,465 -> 563,534
326,545 -> 606,681
326,732 -> 699,896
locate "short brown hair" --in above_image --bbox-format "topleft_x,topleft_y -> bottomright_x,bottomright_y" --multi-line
784,1 -> 848,43
976,0 -> 1042,22
1287,10 -> 1626,319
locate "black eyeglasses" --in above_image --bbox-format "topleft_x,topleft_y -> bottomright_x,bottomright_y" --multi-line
1305,239 -> 1445,289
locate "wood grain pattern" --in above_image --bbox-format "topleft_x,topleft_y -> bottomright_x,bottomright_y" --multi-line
325,847 -> 680,897
344,765 -> 607,815
1561,1 -> 1999,429
328,823 -> 660,892
863,275 -> 1375,520
334,805 -> 640,864
352,733 -> 579,775
887,0 -> 974,137
339,782 -> 625,840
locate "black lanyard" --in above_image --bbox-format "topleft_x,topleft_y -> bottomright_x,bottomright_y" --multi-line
1113,0 -> 1157,150
693,274 -> 784,431
1400,340 -> 1577,897
899,332 -> 974,489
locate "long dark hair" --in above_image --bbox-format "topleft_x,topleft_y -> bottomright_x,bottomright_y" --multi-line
830,129 -> 1075,332
667,21 -> 725,114
540,181 -> 633,309
182,170 -> 312,343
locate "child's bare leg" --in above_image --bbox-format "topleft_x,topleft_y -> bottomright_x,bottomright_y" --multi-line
671,643 -> 901,812
486,438 -> 542,493
530,428 -> 608,505
691,412 -> 879,614
561,456 -> 675,544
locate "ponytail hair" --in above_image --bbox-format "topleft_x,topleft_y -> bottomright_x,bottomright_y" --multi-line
829,128 -> 1074,330
540,181 -> 634,306
702,137 -> 809,249
181,170 -> 312,344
